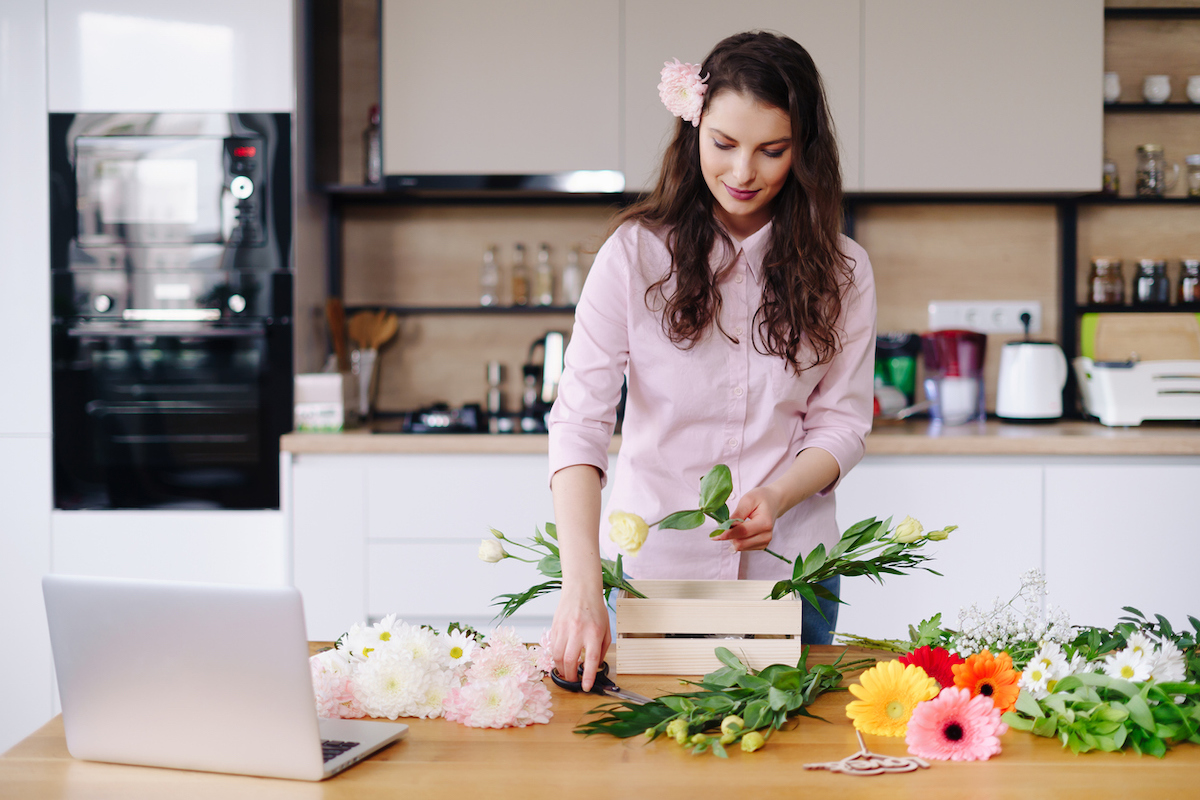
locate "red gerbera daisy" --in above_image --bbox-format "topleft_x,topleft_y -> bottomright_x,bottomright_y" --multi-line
899,646 -> 964,690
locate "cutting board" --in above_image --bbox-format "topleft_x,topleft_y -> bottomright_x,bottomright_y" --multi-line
1081,313 -> 1200,362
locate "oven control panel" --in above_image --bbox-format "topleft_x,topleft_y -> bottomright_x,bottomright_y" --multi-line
224,137 -> 265,245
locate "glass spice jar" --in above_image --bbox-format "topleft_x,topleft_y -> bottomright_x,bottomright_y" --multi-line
1136,145 -> 1179,197
1088,258 -> 1125,305
1178,259 -> 1200,304
1133,259 -> 1170,305
1187,154 -> 1200,198
1102,157 -> 1120,195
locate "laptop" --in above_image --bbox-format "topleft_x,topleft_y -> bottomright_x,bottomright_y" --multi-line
43,574 -> 408,781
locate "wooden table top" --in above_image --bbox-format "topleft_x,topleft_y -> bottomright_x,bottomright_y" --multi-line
3,646 -> 1197,800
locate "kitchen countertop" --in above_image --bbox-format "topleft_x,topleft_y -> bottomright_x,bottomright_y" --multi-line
4,644 -> 1197,800
281,419 -> 1200,457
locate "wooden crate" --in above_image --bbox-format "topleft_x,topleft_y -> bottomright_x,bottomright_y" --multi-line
614,579 -> 804,675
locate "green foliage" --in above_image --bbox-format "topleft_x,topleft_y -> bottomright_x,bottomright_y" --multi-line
575,647 -> 875,756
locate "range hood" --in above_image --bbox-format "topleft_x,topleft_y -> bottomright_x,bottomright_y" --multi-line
383,171 -> 625,193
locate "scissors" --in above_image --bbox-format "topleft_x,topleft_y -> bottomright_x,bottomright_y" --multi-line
550,661 -> 652,705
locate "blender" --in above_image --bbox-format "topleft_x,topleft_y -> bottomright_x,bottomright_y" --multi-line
920,330 -> 987,425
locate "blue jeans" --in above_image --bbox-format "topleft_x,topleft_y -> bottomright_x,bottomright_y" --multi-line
800,575 -> 841,646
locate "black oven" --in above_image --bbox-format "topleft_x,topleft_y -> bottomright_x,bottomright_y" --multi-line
50,113 -> 292,510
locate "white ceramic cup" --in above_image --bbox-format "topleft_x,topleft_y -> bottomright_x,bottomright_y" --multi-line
1104,71 -> 1121,103
1187,75 -> 1200,104
1143,74 -> 1171,104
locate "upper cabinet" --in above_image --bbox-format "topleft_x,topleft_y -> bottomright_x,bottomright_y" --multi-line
47,0 -> 295,112
861,0 -> 1104,192
381,0 -> 620,177
622,1 -> 862,194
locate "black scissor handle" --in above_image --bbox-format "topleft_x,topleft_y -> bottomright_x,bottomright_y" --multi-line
551,661 -> 612,694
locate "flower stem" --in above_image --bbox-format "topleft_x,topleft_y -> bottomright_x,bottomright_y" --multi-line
764,548 -> 792,564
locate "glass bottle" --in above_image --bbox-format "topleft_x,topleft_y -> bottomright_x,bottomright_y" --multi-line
1186,154 -> 1200,198
510,243 -> 530,306
533,243 -> 554,306
1102,156 -> 1119,196
1136,144 -> 1174,197
1133,259 -> 1170,305
1178,259 -> 1200,304
479,245 -> 500,306
1088,258 -> 1124,305
561,245 -> 584,306
363,104 -> 382,185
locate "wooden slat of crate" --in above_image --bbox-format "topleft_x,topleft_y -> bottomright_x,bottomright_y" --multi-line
615,597 -> 802,635
615,637 -> 806,675
623,579 -> 780,600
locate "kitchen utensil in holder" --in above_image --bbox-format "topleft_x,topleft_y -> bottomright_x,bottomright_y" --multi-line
351,348 -> 377,422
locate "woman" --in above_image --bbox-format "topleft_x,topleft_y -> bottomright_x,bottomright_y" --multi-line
547,31 -> 876,689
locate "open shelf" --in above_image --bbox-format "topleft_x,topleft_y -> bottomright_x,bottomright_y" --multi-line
1106,6 -> 1200,20
1077,304 -> 1200,314
1104,102 -> 1200,113
343,304 -> 577,316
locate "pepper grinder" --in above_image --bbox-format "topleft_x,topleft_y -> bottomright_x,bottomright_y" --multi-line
485,360 -> 509,433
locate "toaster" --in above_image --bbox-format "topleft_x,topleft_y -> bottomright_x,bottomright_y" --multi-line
1073,357 -> 1200,426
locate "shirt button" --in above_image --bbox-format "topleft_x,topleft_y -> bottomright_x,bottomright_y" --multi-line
733,386 -> 743,397
735,274 -> 744,284
728,438 -> 739,449
735,326 -> 744,336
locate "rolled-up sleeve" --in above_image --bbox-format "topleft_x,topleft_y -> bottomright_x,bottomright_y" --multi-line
798,239 -> 877,493
547,226 -> 635,488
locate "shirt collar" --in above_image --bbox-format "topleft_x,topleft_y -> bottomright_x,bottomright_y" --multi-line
733,221 -> 773,279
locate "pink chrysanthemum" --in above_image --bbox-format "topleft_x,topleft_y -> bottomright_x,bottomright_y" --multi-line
658,59 -> 708,126
899,646 -> 965,691
443,676 -> 528,728
905,686 -> 1007,761
534,629 -> 555,675
467,641 -> 536,684
310,652 -> 365,719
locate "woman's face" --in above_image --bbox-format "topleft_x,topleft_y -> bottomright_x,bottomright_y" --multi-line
698,90 -> 793,241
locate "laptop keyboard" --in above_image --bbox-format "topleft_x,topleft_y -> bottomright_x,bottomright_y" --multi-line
321,739 -> 360,762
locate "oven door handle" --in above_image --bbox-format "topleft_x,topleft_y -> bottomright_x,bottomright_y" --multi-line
65,321 -> 267,338
121,309 -> 222,322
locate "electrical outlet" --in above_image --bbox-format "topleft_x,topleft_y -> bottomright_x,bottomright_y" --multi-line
927,301 -> 1043,334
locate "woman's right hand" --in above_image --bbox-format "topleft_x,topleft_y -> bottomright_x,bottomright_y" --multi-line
550,583 -> 611,692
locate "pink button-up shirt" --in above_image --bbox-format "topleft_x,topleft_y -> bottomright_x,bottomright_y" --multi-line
547,220 -> 876,581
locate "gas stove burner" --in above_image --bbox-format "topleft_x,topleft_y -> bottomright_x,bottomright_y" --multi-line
400,403 -> 485,434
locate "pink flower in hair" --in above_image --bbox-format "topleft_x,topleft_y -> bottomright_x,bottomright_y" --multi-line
658,58 -> 708,126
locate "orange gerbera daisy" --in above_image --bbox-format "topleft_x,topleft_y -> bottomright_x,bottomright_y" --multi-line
951,650 -> 1020,712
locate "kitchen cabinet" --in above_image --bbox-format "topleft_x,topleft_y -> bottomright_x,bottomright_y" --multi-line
380,0 -> 620,177
1044,460 -> 1200,631
46,0 -> 295,112
861,0 -> 1103,192
834,458 -> 1045,641
290,452 -> 606,641
622,0 -> 861,193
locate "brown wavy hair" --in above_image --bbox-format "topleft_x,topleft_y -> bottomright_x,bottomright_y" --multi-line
613,31 -> 852,372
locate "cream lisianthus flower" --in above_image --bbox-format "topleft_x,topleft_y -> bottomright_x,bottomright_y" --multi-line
608,511 -> 650,556
478,538 -> 508,563
892,516 -> 925,543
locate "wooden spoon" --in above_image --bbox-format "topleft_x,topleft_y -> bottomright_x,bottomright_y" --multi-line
347,311 -> 376,352
372,311 -> 399,349
325,298 -> 348,371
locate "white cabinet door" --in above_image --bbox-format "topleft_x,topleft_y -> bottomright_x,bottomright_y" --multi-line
0,434 -> 54,753
47,0 -> 294,112
862,0 -> 1103,191
291,455 -> 370,640
833,457 -> 1044,641
623,1 -> 862,193
0,0 -> 51,435
1044,460 -> 1200,632
381,0 -> 620,176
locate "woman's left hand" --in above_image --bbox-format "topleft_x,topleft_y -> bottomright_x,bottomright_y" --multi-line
715,486 -> 782,551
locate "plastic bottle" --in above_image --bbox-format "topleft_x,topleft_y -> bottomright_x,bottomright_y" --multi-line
479,245 -> 500,306
562,245 -> 584,306
534,243 -> 554,306
511,243 -> 530,306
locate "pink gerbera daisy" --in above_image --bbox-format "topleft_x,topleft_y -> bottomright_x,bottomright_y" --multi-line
899,645 -> 964,691
905,686 -> 1007,761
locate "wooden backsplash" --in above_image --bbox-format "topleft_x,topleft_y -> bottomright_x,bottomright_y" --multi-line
333,202 -> 1061,412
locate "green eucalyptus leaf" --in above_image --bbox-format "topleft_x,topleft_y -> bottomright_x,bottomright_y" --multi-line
698,465 -> 733,513
767,686 -> 790,711
1001,711 -> 1034,732
1015,689 -> 1045,718
537,554 -> 562,577
743,699 -> 770,730
1032,715 -> 1060,738
715,647 -> 745,670
708,503 -> 730,523
657,509 -> 706,530
543,522 -> 557,539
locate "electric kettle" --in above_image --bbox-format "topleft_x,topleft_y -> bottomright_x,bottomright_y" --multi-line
996,340 -> 1068,421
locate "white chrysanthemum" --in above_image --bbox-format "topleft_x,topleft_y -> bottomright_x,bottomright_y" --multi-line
411,669 -> 456,719
352,647 -> 430,719
1103,648 -> 1152,683
312,647 -> 353,676
1148,641 -> 1187,683
445,629 -> 477,667
1125,632 -> 1155,661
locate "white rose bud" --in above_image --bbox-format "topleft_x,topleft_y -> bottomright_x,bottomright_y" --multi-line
608,511 -> 650,556
478,538 -> 508,563
892,515 -> 925,543
927,524 -> 957,541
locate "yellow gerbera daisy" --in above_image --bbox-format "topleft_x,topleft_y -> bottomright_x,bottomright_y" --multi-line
846,660 -> 940,737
